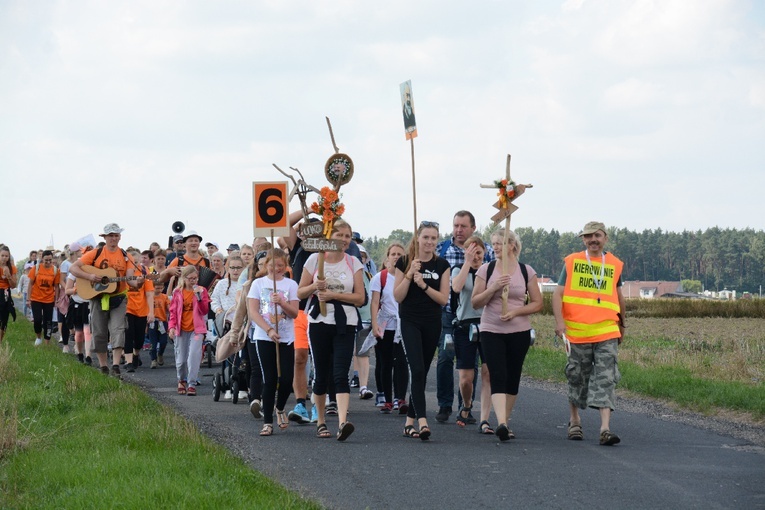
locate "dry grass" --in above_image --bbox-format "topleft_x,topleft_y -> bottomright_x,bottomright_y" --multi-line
530,315 -> 765,385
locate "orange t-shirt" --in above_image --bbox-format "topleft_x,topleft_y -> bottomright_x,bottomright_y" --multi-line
29,265 -> 60,303
181,289 -> 195,332
80,247 -> 134,294
0,264 -> 17,290
153,293 -> 169,322
127,266 -> 155,317
167,252 -> 209,269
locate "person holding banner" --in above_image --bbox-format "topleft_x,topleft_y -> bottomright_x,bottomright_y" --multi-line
552,221 -> 625,446
393,221 -> 451,440
298,219 -> 365,441
247,249 -> 299,436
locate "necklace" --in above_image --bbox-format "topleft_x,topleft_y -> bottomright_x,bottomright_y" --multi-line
585,251 -> 606,303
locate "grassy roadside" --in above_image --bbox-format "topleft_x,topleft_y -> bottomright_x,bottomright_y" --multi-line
0,320 -> 322,510
528,315 -> 765,420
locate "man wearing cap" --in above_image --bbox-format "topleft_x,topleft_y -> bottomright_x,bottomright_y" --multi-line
205,241 -> 219,258
553,221 -> 626,446
165,235 -> 185,266
226,243 -> 240,254
70,223 -> 144,377
160,230 -> 211,284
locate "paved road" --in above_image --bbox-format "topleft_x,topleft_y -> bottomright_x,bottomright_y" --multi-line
116,342 -> 765,510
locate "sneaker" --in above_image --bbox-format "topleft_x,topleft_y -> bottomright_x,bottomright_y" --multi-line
350,375 -> 360,388
375,392 -> 386,407
77,353 -> 85,363
326,401 -> 338,416
85,356 -> 92,366
157,355 -> 164,366
435,406 -> 452,423
62,345 -> 70,353
288,403 -> 311,424
310,405 -> 319,423
359,387 -> 374,400
135,355 -> 142,367
110,365 -> 122,378
392,399 -> 399,411
250,400 -> 263,419
380,402 -> 393,414
125,362 -> 135,373
397,399 -> 409,415
151,360 -> 158,369
34,338 -> 43,346
100,366 -> 109,375
224,390 -> 232,400
238,391 -> 248,400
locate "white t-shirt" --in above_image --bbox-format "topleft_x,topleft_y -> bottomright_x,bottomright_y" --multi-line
247,275 -> 299,343
67,272 -> 87,304
369,270 -> 398,331
302,253 -> 363,326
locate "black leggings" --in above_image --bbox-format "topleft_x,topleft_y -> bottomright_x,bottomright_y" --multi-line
0,290 -> 14,330
374,331 -> 409,403
255,340 -> 295,424
480,330 -> 531,395
31,301 -> 54,339
309,322 -> 355,396
246,340 -> 262,401
400,316 -> 441,419
125,313 -> 147,353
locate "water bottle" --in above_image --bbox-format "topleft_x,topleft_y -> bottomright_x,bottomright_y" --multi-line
444,333 -> 455,357
530,328 -> 536,346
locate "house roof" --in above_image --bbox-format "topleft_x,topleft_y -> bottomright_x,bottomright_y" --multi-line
622,280 -> 682,298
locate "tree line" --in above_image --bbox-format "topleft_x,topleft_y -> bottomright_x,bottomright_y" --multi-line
362,226 -> 765,294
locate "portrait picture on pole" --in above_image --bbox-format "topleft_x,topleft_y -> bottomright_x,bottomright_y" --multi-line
400,80 -> 418,140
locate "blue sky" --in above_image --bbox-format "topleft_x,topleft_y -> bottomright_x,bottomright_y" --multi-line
2,0 -> 763,256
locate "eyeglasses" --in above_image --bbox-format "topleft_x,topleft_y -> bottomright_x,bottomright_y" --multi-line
420,221 -> 439,229
228,266 -> 243,270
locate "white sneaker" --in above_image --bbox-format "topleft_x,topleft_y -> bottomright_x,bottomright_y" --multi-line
224,390 -> 233,400
34,338 -> 43,346
238,391 -> 248,400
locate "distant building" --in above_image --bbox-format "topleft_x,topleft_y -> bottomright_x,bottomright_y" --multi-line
622,281 -> 682,299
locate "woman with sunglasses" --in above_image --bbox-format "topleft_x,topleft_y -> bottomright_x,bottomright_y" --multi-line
393,221 -> 451,440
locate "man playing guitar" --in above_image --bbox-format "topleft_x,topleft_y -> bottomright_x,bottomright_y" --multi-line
69,223 -> 144,378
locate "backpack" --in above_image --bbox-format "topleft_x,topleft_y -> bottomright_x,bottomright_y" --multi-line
377,269 -> 389,310
176,253 -> 210,269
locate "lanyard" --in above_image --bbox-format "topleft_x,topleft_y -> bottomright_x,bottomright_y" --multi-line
585,251 -> 605,303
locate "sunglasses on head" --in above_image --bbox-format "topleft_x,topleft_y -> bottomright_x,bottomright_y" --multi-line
420,221 -> 439,229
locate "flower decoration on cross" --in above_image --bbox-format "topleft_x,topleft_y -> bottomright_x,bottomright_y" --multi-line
311,186 -> 345,237
495,178 -> 517,209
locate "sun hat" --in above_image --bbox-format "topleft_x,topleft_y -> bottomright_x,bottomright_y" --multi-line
99,223 -> 124,237
183,230 -> 203,242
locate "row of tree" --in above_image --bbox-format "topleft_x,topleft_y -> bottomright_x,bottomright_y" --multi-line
361,226 -> 765,293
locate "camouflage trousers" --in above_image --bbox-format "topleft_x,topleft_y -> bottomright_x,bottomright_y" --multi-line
565,339 -> 620,411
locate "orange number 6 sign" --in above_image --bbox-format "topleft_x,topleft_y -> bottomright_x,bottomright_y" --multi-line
253,181 -> 290,237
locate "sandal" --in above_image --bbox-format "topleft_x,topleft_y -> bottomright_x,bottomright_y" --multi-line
567,422 -> 583,441
496,424 -> 511,441
177,381 -> 187,395
403,425 -> 419,439
276,410 -> 289,430
479,420 -> 495,435
337,421 -> 355,442
418,425 -> 431,441
186,385 -> 196,396
260,424 -> 273,436
455,406 -> 472,428
600,429 -> 621,446
316,423 -> 331,438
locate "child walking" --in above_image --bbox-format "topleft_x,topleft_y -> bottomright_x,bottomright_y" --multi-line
149,286 -> 169,368
169,266 -> 210,396
247,249 -> 299,436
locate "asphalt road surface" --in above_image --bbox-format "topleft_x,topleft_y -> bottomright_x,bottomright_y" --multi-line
109,341 -> 765,510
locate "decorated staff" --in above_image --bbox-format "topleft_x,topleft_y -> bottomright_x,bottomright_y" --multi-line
480,154 -> 533,314
400,80 -> 420,257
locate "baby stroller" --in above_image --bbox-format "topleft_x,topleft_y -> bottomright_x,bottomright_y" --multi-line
212,306 -> 248,403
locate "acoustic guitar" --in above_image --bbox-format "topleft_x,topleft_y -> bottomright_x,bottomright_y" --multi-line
76,266 -> 159,300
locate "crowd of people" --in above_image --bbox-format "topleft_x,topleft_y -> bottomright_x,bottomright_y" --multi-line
0,214 -> 626,446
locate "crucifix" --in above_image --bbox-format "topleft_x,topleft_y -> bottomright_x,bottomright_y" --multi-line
480,154 -> 533,314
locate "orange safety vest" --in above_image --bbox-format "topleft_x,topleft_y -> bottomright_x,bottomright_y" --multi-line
561,251 -> 623,344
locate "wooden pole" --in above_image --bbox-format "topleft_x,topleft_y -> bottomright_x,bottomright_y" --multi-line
501,155 -> 511,315
410,136 -> 418,259
270,230 -> 281,378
